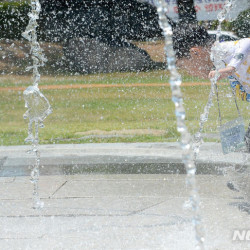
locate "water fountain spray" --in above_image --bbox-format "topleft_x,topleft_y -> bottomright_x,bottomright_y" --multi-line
22,0 -> 52,209
192,0 -> 236,160
154,1 -> 205,249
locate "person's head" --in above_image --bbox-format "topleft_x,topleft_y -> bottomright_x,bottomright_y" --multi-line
174,23 -> 215,78
173,22 -> 213,58
185,43 -> 214,78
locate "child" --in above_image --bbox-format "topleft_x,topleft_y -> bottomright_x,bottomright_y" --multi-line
208,38 -> 250,101
183,37 -> 250,199
182,37 -> 250,152
209,38 -> 250,152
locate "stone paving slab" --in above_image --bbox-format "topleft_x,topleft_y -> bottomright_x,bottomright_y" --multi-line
0,174 -> 250,250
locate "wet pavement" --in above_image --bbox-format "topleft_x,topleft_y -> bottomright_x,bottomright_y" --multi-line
0,174 -> 250,250
0,142 -> 249,177
0,142 -> 249,249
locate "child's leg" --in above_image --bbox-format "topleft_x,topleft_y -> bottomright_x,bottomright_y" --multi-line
246,123 -> 250,152
228,76 -> 250,152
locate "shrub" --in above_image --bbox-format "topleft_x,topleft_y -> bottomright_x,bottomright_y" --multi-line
231,9 -> 250,38
0,1 -> 30,40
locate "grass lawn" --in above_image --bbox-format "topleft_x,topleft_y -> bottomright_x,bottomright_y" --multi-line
0,70 -> 249,145
0,70 -> 210,88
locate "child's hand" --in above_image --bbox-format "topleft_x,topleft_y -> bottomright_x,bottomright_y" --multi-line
208,70 -> 216,79
209,66 -> 235,79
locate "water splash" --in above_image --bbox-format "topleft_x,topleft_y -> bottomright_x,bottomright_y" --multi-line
23,86 -> 52,144
22,0 -> 52,209
154,1 -> 204,249
192,0 -> 236,160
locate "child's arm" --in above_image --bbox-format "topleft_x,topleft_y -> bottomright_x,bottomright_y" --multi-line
209,38 -> 250,80
208,66 -> 235,79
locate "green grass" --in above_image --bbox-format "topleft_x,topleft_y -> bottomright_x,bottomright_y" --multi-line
0,71 -> 249,145
0,70 -> 211,88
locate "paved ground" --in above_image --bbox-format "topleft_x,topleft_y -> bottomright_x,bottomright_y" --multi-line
0,142 -> 249,250
0,174 -> 250,250
0,142 -> 249,176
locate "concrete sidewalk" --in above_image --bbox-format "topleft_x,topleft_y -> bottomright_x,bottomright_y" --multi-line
0,174 -> 250,249
0,143 -> 249,249
0,142 -> 249,176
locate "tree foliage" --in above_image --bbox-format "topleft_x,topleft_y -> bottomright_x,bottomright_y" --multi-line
0,1 -> 30,40
231,9 -> 250,38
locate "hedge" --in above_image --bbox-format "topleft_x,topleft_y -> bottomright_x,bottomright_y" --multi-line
0,1 -> 30,40
0,2 -> 249,41
231,9 -> 250,38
